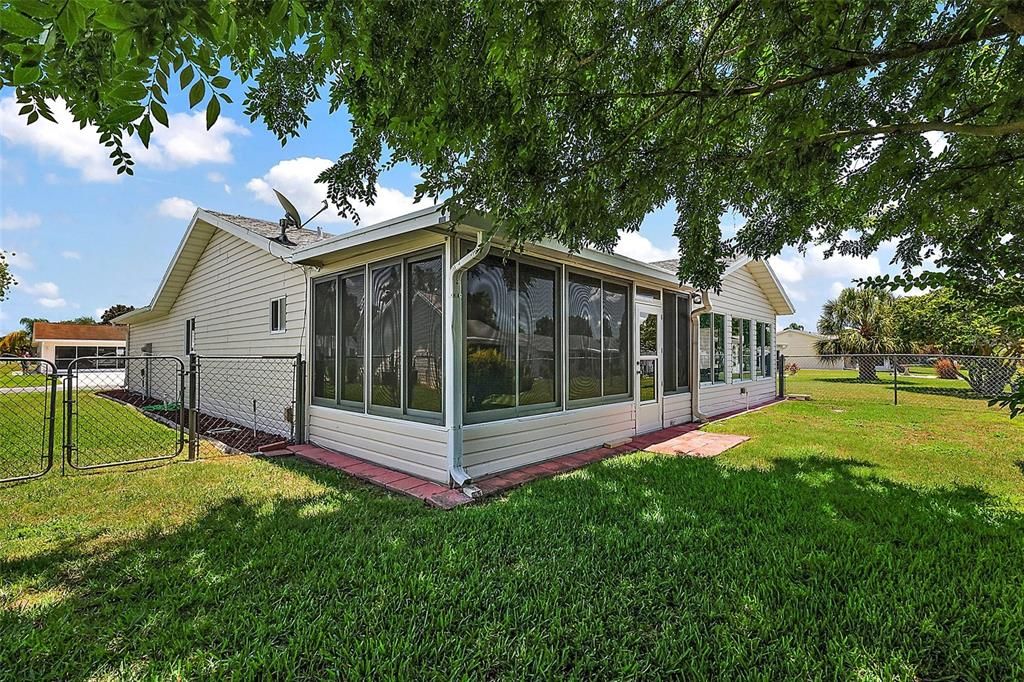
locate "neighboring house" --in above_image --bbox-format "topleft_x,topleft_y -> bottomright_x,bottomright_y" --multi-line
776,328 -> 891,371
116,207 -> 794,486
32,322 -> 127,378
776,328 -> 839,369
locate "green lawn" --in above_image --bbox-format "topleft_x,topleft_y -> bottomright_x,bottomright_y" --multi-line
0,362 -> 51,388
2,385 -> 1023,678
1,391 -> 181,478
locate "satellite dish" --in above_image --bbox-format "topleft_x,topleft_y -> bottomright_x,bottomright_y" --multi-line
272,189 -> 330,245
274,189 -> 303,229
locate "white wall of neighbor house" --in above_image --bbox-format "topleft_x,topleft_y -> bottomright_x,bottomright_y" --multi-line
126,228 -> 307,436
699,263 -> 778,417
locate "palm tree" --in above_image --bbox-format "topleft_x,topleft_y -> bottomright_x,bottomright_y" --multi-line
815,288 -> 904,381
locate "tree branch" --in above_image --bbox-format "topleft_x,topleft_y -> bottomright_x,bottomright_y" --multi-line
551,20 -> 1013,100
816,119 -> 1024,143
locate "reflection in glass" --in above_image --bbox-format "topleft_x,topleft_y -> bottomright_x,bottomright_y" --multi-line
518,263 -> 557,407
568,274 -> 602,400
466,255 -> 515,412
603,282 -> 629,396
313,278 -> 337,399
639,359 -> 657,402
371,264 -> 401,408
408,256 -> 443,412
340,273 -> 365,403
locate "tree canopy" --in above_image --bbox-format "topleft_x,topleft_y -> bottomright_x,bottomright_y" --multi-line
100,303 -> 135,324
892,287 -> 1024,356
0,251 -> 15,302
1,1 -> 1022,293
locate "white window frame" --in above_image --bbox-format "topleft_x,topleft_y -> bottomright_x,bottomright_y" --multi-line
184,317 -> 196,354
270,296 -> 287,334
730,316 -> 753,384
699,312 -> 727,386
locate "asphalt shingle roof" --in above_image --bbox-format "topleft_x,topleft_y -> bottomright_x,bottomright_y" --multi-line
204,210 -> 330,247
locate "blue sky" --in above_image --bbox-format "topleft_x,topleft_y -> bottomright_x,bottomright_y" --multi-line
1,78 -> 901,334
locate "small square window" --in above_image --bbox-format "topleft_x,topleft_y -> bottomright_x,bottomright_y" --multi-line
270,297 -> 286,333
184,318 -> 196,354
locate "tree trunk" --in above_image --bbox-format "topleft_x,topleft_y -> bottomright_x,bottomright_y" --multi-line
858,356 -> 878,382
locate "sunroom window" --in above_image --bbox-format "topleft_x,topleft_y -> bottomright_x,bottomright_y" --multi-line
699,313 -> 726,384
567,273 -> 631,403
465,253 -> 559,418
312,250 -> 444,422
663,293 -> 690,393
731,317 -> 752,381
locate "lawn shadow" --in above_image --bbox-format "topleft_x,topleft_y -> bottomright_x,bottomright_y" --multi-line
2,454 -> 1023,679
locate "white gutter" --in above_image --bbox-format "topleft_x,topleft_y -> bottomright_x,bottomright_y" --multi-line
445,231 -> 492,490
689,290 -> 712,422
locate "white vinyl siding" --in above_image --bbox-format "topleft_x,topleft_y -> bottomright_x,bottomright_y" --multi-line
307,405 -> 449,483
700,264 -> 778,417
463,401 -> 636,480
125,229 -> 307,437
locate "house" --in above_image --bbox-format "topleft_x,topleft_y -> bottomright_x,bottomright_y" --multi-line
776,328 -> 838,369
776,328 -> 891,372
115,206 -> 794,486
31,322 -> 127,377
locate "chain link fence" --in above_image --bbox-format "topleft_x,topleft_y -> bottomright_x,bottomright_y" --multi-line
779,353 -> 1024,412
2,353 -> 304,485
1,357 -> 57,482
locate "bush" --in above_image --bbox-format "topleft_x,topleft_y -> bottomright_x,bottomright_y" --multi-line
785,362 -> 800,376
935,358 -> 960,379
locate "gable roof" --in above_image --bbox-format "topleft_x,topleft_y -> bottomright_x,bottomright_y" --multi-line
33,322 -> 126,342
777,328 -> 831,340
648,256 -> 795,316
114,208 -> 329,324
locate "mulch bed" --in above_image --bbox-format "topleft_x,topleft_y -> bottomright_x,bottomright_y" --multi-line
97,390 -> 289,453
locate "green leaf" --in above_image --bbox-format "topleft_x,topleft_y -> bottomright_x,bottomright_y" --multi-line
55,3 -> 80,47
106,104 -> 145,125
0,9 -> 43,38
12,63 -> 42,85
211,75 -> 230,89
94,6 -> 132,30
150,100 -> 168,126
113,31 -> 132,61
108,82 -> 147,101
137,115 -> 153,147
188,79 -> 206,109
11,1 -> 58,20
179,64 -> 195,90
205,95 -> 220,130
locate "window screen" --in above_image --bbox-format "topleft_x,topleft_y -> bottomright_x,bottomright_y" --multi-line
602,282 -> 629,396
676,295 -> 690,390
465,255 -> 516,412
270,297 -> 286,332
663,295 -> 676,392
567,273 -> 602,401
313,279 -> 337,400
407,255 -> 443,413
713,314 -> 726,383
370,264 -> 401,409
340,272 -> 365,403
518,262 -> 557,407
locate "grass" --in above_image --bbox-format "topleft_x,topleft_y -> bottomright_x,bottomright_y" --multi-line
0,362 -> 50,388
1,391 -> 181,478
2,378 -> 1024,678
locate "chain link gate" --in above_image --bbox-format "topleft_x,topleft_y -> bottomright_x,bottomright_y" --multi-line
0,357 -> 58,484
3,353 -> 305,485
64,355 -> 185,470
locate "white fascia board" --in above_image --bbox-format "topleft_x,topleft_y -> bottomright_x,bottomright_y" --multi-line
757,259 -> 796,315
288,204 -> 449,263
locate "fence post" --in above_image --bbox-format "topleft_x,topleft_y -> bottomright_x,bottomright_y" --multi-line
47,369 -> 58,474
188,353 -> 199,460
62,369 -> 73,474
777,352 -> 785,398
294,353 -> 306,444
892,355 -> 898,406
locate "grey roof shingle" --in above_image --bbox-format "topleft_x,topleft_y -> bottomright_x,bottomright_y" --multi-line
204,209 -> 330,247
648,255 -> 747,274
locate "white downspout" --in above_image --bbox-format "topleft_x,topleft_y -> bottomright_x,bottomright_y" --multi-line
690,290 -> 712,422
445,231 -> 492,489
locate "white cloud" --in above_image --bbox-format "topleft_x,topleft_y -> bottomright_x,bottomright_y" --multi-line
0,97 -> 249,182
0,210 -> 41,231
6,250 -> 34,270
206,171 -> 225,183
95,307 -> 107,319
19,280 -> 68,309
61,250 -> 81,260
223,184 -> 231,194
157,196 -> 198,220
22,281 -> 59,297
246,157 -> 421,227
829,281 -> 846,297
614,232 -> 675,262
769,244 -> 882,287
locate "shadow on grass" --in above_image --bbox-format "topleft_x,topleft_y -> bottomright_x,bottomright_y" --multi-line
3,455 -> 1023,679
